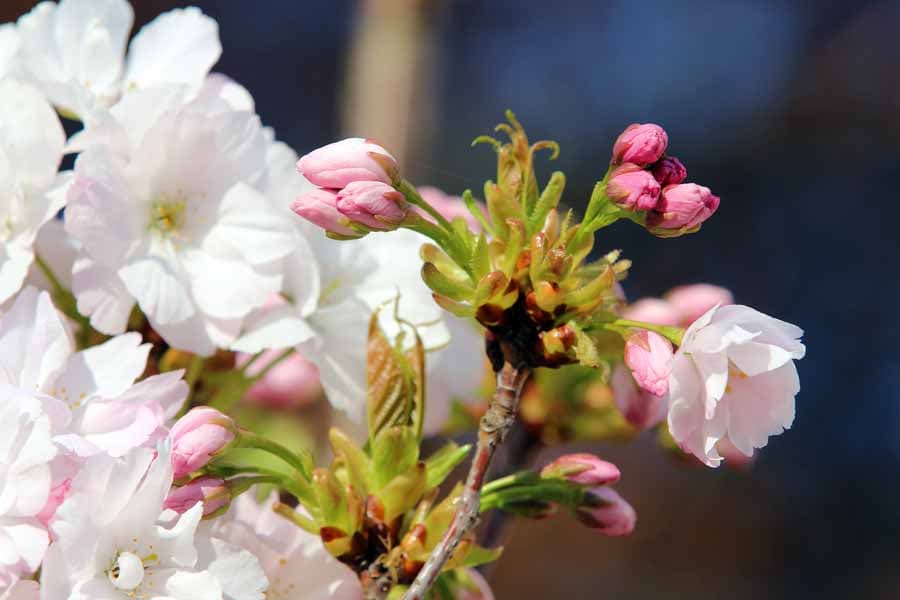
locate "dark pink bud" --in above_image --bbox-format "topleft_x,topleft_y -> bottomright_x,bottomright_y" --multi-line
336,181 -> 408,230
296,137 -> 397,188
651,156 -> 687,187
169,407 -> 237,479
623,330 -> 674,397
612,123 -> 668,166
164,476 -> 231,517
540,453 -> 621,486
606,163 -> 661,211
290,188 -> 364,238
576,487 -> 636,537
647,183 -> 719,232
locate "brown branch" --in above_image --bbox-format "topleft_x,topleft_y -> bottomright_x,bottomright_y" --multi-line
402,362 -> 530,600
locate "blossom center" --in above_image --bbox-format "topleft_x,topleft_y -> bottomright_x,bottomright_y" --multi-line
149,195 -> 187,236
107,551 -> 145,590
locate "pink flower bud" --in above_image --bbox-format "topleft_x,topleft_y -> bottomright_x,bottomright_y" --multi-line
540,453 -> 621,486
163,476 -> 231,517
336,181 -> 408,230
296,137 -> 398,188
291,188 -> 363,238
611,364 -> 666,430
576,487 -> 636,536
651,156 -> 687,187
417,186 -> 486,232
606,163 -> 660,211
612,123 -> 668,166
647,183 -> 720,232
624,330 -> 674,397
237,350 -> 323,409
621,297 -> 682,327
169,407 -> 237,479
664,283 -> 734,326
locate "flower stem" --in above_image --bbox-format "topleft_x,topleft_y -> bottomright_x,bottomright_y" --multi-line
273,501 -> 320,535
398,179 -> 454,233
401,362 -> 530,600
239,432 -> 313,482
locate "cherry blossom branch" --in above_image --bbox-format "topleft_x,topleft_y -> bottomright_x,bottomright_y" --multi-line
401,362 -> 530,600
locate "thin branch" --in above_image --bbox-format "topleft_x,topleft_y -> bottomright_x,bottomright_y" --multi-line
401,362 -> 530,600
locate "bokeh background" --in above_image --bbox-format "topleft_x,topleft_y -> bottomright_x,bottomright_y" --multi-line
4,1 -> 899,598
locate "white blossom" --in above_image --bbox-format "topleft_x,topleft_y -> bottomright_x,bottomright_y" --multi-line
13,0 -> 220,117
65,86 -> 298,355
40,446 -> 268,600
1,580 -> 40,600
209,494 -> 361,600
0,79 -> 68,305
667,304 -> 805,467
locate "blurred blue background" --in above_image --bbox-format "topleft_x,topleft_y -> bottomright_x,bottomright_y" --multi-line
6,0 -> 898,597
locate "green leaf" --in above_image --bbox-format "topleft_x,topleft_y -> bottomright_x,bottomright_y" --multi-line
421,263 -> 474,302
424,442 -> 472,490
462,189 -> 495,237
328,428 -> 371,494
528,171 -> 565,235
470,233 -> 491,279
379,461 -> 427,522
366,314 -> 415,444
371,426 -> 420,490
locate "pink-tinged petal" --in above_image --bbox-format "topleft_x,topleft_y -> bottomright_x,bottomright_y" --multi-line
722,362 -> 798,457
690,351 -> 728,419
240,351 -> 322,409
290,188 -> 361,238
540,453 -> 620,486
621,297 -> 682,327
71,254 -> 135,335
664,283 -> 733,326
335,181 -> 407,230
611,365 -> 666,430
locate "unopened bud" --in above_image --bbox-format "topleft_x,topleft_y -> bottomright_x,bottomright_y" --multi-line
540,324 -> 575,357
651,156 -> 687,187
541,453 -> 620,486
169,407 -> 238,479
612,123 -> 668,166
576,487 -> 636,536
607,163 -> 661,211
297,137 -> 397,188
647,183 -> 719,234
624,330 -> 674,397
163,476 -> 230,517
336,181 -> 408,231
291,188 -> 364,239
611,364 -> 666,430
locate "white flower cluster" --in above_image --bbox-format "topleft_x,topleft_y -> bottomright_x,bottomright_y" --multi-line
0,0 -> 477,596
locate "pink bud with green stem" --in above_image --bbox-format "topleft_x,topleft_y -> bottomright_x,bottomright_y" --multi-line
291,188 -> 364,238
576,486 -> 637,536
296,137 -> 398,188
164,476 -> 230,517
647,183 -> 720,233
336,180 -> 409,230
624,329 -> 674,397
169,407 -> 238,479
540,453 -> 621,486
606,163 -> 661,211
612,123 -> 668,166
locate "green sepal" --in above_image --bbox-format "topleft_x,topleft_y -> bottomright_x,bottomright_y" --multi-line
421,262 -> 474,302
432,294 -> 476,318
528,171 -> 565,235
446,544 -> 503,570
371,425 -> 420,490
420,244 -> 471,283
379,461 -> 427,522
424,442 -> 472,490
472,271 -> 508,307
470,232 -> 491,279
312,467 -> 349,531
462,189 -> 494,237
328,428 -> 371,494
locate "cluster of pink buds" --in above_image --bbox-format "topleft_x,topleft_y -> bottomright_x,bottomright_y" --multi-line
291,138 -> 409,238
608,123 -> 719,236
540,453 -> 636,536
169,407 -> 239,480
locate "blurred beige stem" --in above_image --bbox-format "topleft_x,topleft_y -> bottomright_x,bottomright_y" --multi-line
341,0 -> 437,171
402,363 -> 531,600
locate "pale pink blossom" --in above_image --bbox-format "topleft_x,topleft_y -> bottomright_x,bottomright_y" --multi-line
238,351 -> 322,409
651,156 -> 687,187
169,407 -> 237,479
624,330 -> 674,397
621,297 -> 681,327
612,123 -> 667,166
291,188 -> 362,238
336,181 -> 407,230
665,283 -> 734,325
296,137 -> 397,188
647,183 -> 719,232
576,487 -> 636,537
540,453 -> 620,486
667,304 -> 805,467
611,364 -> 666,430
606,163 -> 660,211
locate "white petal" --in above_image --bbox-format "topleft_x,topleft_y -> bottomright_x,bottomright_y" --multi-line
71,254 -> 134,335
0,287 -> 72,391
0,79 -> 64,189
118,238 -> 194,326
193,73 -> 255,113
54,333 -> 148,402
28,218 -> 78,293
195,537 -> 267,600
0,244 -> 34,306
182,249 -> 281,321
690,350 -> 728,420
156,568 -> 222,600
231,305 -> 315,354
124,7 -> 221,92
